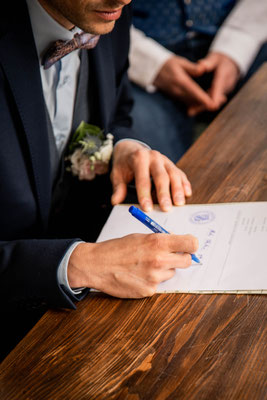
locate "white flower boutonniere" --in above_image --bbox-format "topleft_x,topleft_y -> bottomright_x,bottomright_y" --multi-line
66,121 -> 114,180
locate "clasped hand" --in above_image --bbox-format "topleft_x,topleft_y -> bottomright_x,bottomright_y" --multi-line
154,52 -> 240,116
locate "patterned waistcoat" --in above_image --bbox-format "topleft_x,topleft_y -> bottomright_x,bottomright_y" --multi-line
133,0 -> 237,47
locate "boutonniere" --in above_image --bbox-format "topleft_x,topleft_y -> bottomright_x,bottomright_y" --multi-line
66,121 -> 114,180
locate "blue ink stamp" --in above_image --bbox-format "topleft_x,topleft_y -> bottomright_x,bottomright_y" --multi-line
190,211 -> 215,224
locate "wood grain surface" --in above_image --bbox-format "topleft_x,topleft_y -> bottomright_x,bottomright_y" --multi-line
0,64 -> 267,400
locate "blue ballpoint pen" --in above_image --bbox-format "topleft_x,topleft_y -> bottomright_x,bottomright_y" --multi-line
129,206 -> 200,263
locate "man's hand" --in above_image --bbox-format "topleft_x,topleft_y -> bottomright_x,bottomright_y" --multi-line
188,52 -> 240,116
110,141 -> 192,212
153,55 -> 216,113
68,233 -> 199,298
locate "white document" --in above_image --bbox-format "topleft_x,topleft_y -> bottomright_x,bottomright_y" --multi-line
97,202 -> 267,294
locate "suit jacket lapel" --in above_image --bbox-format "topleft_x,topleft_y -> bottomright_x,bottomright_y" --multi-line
71,50 -> 90,133
88,35 -> 115,131
0,4 -> 52,227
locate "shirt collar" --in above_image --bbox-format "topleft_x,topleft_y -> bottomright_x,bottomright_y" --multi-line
26,0 -> 81,61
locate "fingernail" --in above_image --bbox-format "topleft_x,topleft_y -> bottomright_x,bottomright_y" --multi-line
142,201 -> 152,212
174,196 -> 185,206
161,199 -> 172,211
111,194 -> 117,205
185,185 -> 192,196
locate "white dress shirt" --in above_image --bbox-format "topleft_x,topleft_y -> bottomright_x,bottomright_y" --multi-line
129,0 -> 267,91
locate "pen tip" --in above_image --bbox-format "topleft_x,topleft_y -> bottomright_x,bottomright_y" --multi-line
192,254 -> 200,263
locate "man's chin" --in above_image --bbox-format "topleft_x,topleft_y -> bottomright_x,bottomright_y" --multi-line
83,20 -> 116,35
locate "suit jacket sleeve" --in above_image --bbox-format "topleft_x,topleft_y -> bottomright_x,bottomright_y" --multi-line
0,238 -> 88,311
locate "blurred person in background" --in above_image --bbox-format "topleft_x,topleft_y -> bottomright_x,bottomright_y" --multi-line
129,0 -> 267,162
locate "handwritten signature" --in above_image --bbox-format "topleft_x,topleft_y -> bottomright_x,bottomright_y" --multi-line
198,229 -> 216,261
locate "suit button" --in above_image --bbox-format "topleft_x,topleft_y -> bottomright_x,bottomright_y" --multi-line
186,19 -> 194,28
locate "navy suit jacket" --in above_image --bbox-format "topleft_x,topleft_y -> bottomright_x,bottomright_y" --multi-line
0,1 -> 134,311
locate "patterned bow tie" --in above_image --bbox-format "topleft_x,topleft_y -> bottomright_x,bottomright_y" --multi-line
42,32 -> 100,69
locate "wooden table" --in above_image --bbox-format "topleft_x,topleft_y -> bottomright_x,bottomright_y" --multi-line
1,64 -> 267,400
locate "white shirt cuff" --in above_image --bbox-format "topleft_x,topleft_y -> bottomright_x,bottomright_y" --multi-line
129,26 -> 173,91
210,0 -> 267,76
57,241 -> 85,295
210,27 -> 263,76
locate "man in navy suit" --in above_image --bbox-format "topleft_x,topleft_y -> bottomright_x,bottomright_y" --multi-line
0,0 -> 198,359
